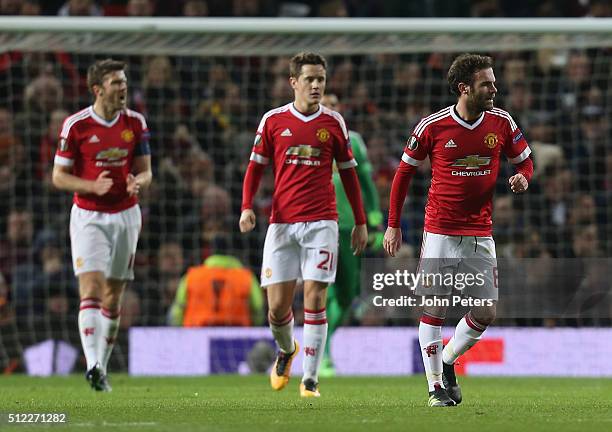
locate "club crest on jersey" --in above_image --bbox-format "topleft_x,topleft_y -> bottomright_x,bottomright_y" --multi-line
264,268 -> 272,278
407,136 -> 419,151
253,134 -> 262,146
59,138 -> 68,152
484,133 -> 498,149
316,128 -> 330,143
121,129 -> 134,143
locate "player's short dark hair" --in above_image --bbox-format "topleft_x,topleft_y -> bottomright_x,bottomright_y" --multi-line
289,52 -> 327,78
447,53 -> 494,97
87,59 -> 127,94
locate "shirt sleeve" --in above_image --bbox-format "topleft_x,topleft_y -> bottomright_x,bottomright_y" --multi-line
250,115 -> 273,165
401,124 -> 432,167
502,114 -> 531,165
54,117 -> 77,168
134,115 -> 151,157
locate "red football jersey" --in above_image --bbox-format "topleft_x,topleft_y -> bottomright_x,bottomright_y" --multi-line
402,106 -> 531,236
250,103 -> 356,223
54,106 -> 150,213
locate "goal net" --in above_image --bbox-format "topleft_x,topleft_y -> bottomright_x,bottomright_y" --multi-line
0,17 -> 610,375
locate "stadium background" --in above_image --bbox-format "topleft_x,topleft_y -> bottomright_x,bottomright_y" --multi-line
0,0 -> 611,377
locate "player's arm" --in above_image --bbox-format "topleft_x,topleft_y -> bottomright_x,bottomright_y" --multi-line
240,124 -> 271,233
384,160 -> 417,257
52,129 -> 113,195
127,155 -> 153,197
509,156 -> 533,193
384,133 -> 428,257
504,120 -> 533,194
127,127 -> 153,196
239,161 -> 265,233
52,164 -> 113,196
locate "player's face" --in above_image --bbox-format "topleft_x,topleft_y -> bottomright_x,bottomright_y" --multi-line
290,64 -> 326,107
97,70 -> 128,111
468,67 -> 497,112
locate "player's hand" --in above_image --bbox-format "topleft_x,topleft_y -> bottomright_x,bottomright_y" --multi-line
92,170 -> 113,196
239,209 -> 256,233
509,173 -> 528,193
383,227 -> 402,257
126,173 -> 141,196
351,224 -> 368,256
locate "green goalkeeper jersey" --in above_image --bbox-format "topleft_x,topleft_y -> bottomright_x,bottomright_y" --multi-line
333,131 -> 383,231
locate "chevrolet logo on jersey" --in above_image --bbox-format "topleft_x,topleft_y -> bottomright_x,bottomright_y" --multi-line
96,147 -> 128,161
452,155 -> 491,169
286,145 -> 321,158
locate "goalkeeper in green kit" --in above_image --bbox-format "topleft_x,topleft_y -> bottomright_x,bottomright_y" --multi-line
320,94 -> 384,376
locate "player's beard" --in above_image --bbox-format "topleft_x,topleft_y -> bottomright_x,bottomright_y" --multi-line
468,93 -> 493,114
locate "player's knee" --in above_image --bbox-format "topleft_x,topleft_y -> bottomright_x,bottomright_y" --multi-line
471,307 -> 496,326
268,307 -> 292,324
79,276 -> 105,298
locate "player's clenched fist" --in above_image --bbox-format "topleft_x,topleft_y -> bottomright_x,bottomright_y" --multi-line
239,209 -> 256,233
92,170 -> 113,196
126,173 -> 140,197
509,173 -> 528,193
383,226 -> 402,257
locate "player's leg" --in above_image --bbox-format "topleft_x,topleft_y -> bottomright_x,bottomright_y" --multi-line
420,298 -> 456,406
70,204 -> 113,391
97,204 -> 141,390
442,301 -> 496,404
442,235 -> 498,404
415,232 -> 459,406
77,271 -> 106,388
267,281 -> 299,390
261,223 -> 301,391
301,279 -> 327,397
298,220 -> 339,397
321,229 -> 356,376
97,279 -> 126,380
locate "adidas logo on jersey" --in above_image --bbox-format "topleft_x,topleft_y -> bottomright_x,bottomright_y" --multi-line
281,128 -> 293,137
89,135 -> 100,143
445,139 -> 457,148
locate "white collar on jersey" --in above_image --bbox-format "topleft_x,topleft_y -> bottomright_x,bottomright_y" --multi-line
450,105 -> 485,130
289,103 -> 322,122
89,106 -> 121,128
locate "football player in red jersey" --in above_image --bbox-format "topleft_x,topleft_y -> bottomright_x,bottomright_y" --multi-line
239,52 -> 368,397
384,53 -> 533,407
52,59 -> 152,391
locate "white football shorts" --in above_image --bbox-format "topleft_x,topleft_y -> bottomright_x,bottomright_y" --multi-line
415,231 -> 498,300
69,204 -> 142,280
261,220 -> 339,287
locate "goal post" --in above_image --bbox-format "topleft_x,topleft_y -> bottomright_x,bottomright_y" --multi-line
0,17 -> 610,55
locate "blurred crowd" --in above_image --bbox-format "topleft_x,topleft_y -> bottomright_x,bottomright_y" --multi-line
0,14 -> 611,372
0,0 -> 610,18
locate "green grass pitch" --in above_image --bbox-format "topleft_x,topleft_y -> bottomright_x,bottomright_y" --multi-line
1,375 -> 611,431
